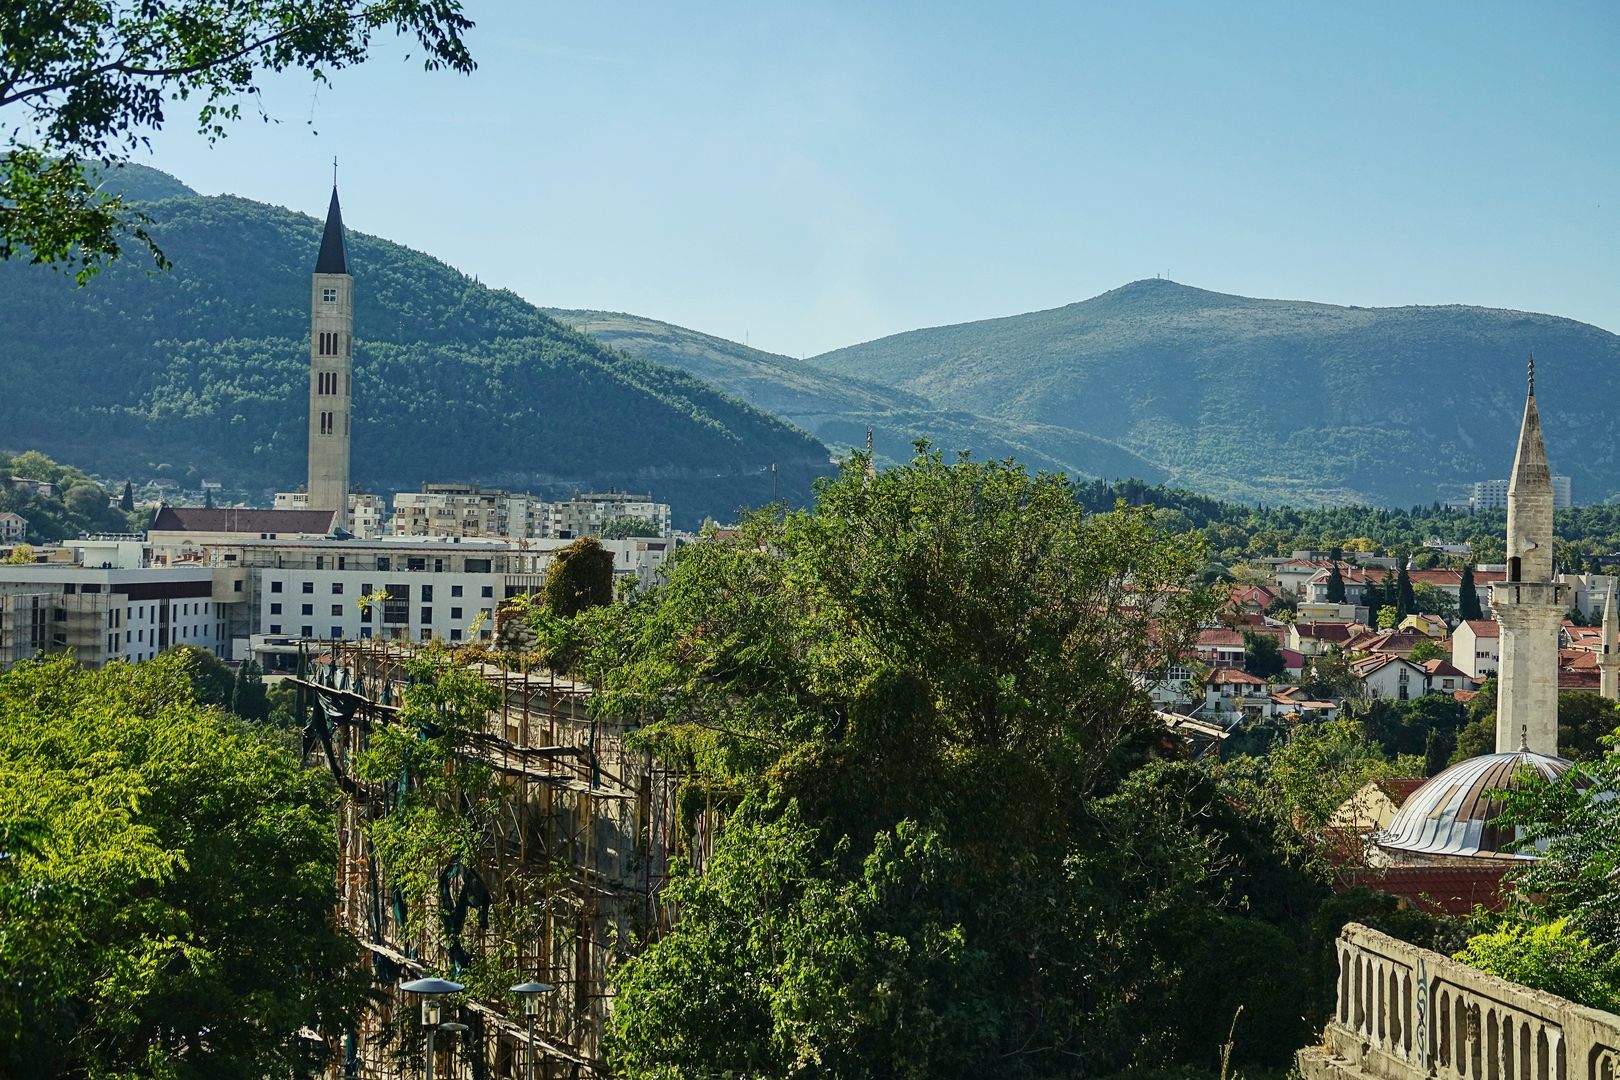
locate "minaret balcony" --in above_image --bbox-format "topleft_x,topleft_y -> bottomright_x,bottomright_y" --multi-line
1489,580 -> 1568,611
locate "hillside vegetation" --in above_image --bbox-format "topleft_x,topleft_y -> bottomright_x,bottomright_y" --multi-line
545,310 -> 1165,482
807,279 -> 1620,506
0,167 -> 830,527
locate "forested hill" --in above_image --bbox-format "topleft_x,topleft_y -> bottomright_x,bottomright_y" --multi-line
544,309 -> 1165,483
0,166 -> 831,527
806,279 -> 1620,507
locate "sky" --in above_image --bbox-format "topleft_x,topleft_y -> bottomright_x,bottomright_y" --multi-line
140,1 -> 1620,358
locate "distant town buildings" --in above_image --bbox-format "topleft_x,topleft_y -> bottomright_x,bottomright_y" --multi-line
0,512 -> 27,543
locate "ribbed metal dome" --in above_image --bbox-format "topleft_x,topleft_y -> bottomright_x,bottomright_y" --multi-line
1374,750 -> 1573,861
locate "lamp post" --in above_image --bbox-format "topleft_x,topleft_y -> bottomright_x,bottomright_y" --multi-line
438,1020 -> 469,1079
401,977 -> 465,1080
509,981 -> 555,1080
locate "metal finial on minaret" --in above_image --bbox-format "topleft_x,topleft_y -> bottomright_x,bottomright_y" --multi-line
333,156 -> 338,187
1519,725 -> 1530,753
1528,353 -> 1535,396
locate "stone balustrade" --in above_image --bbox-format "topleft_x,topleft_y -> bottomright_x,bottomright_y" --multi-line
1300,923 -> 1620,1080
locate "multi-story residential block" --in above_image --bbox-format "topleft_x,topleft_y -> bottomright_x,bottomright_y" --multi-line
0,512 -> 27,542
544,490 -> 672,538
391,484 -> 539,539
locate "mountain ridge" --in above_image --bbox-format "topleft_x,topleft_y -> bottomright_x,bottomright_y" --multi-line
803,277 -> 1620,506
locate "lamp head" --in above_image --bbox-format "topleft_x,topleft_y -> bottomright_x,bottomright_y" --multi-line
510,980 -> 555,1016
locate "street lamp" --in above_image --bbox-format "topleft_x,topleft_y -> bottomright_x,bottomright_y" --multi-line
509,980 -> 555,1080
439,1021 -> 469,1079
401,977 -> 465,1080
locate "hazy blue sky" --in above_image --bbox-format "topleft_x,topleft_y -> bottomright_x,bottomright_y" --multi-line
142,1 -> 1619,357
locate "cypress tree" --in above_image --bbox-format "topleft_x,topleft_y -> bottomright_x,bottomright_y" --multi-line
1325,563 -> 1346,604
1397,564 -> 1415,617
1363,573 -> 1384,617
119,480 -> 134,512
231,657 -> 269,722
1458,565 -> 1482,621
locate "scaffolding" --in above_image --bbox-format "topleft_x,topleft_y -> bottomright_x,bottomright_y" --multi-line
297,639 -> 685,1078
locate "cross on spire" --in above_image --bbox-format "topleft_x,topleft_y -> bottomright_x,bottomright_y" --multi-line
1528,353 -> 1535,396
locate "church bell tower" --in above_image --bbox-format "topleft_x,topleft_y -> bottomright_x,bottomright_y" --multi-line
1488,358 -> 1567,755
308,182 -> 353,529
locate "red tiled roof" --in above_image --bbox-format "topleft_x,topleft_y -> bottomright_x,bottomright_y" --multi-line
150,506 -> 337,534
1196,629 -> 1246,647
1461,619 -> 1500,638
1559,669 -> 1602,690
1420,659 -> 1470,679
1453,689 -> 1481,704
1207,668 -> 1267,686
1296,621 -> 1356,642
1341,865 -> 1511,916
1561,650 -> 1599,671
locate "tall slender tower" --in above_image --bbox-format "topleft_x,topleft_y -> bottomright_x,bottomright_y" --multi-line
1489,357 -> 1567,754
308,184 -> 353,529
1599,586 -> 1619,701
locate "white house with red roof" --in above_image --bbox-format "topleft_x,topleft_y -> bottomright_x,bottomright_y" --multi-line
1451,619 -> 1500,679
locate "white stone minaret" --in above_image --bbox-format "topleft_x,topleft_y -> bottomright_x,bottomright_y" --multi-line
307,184 -> 353,530
1599,585 -> 1619,701
1489,357 -> 1568,755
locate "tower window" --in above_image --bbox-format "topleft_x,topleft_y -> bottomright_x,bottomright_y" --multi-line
323,287 -> 337,302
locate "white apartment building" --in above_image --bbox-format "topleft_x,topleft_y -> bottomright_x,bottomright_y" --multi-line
1471,476 -> 1572,510
198,535 -> 672,651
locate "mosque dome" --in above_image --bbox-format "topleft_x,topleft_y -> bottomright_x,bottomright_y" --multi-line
1374,749 -> 1575,861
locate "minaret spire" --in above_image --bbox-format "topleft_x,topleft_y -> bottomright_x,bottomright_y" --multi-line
1599,584 -> 1619,701
1490,355 -> 1566,755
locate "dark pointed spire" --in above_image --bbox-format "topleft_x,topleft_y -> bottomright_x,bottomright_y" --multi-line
1510,357 -> 1551,493
315,186 -> 347,274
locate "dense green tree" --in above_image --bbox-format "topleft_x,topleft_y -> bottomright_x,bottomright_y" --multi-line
579,453 -> 1327,1074
119,479 -> 134,512
598,516 -> 664,539
1353,693 -> 1466,760
1243,629 -> 1287,680
1455,688 -> 1619,763
231,656 -> 270,723
1407,637 -> 1447,664
542,536 -> 616,616
1454,921 -> 1620,1014
1,0 -> 475,280
1502,744 -> 1620,952
164,642 -> 235,708
0,653 -> 364,1076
